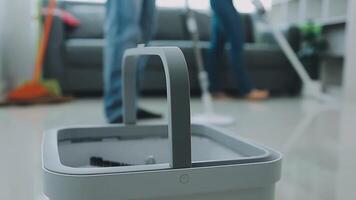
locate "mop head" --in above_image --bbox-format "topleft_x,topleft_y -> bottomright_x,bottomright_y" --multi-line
192,113 -> 235,126
1,80 -> 72,106
302,81 -> 331,102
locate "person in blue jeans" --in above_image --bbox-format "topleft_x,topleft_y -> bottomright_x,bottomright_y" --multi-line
207,0 -> 269,100
104,0 -> 161,123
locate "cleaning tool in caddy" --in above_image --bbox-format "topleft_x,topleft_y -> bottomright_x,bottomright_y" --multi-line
184,0 -> 235,125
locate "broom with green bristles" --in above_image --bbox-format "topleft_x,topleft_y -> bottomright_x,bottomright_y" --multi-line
4,0 -> 71,105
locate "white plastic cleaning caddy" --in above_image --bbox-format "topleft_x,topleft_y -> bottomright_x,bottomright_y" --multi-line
42,45 -> 282,200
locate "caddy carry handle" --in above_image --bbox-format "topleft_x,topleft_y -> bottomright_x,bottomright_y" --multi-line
122,45 -> 192,169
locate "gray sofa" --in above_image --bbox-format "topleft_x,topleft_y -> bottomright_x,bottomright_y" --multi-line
44,1 -> 301,96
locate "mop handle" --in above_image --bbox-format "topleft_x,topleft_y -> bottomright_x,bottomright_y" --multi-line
184,1 -> 205,73
122,45 -> 192,169
251,0 -> 313,85
184,0 -> 215,114
33,0 -> 56,82
266,13 -> 313,84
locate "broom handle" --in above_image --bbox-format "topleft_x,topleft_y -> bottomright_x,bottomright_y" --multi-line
33,0 -> 56,82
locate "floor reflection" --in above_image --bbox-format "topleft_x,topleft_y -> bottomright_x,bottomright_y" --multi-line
0,98 -> 356,199
277,103 -> 356,200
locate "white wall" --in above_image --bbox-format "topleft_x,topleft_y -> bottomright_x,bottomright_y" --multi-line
0,0 -> 6,99
2,0 -> 38,90
0,0 -> 4,67
343,0 -> 356,103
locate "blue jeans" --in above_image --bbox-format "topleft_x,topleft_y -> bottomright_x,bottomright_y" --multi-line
206,0 -> 253,95
104,0 -> 156,122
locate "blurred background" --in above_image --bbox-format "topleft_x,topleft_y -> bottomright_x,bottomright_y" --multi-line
0,0 -> 355,200
0,0 -> 348,96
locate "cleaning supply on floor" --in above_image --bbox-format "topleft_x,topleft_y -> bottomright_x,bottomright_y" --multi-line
4,0 -> 71,105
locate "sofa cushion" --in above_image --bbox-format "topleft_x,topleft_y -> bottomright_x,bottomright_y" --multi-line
189,11 -> 212,41
62,2 -> 254,43
64,2 -> 105,39
154,9 -> 187,40
65,39 -> 103,67
186,12 -> 255,43
244,44 -> 288,70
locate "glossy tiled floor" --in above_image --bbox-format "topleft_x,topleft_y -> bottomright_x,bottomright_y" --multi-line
0,97 -> 355,200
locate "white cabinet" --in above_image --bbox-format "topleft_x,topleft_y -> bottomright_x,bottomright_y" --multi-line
343,0 -> 356,102
270,0 -> 349,91
271,0 -> 349,26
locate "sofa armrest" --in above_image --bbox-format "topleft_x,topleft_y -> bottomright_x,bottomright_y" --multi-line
244,44 -> 302,94
43,15 -> 66,88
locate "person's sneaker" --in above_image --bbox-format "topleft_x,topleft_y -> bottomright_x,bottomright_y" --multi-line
244,89 -> 270,101
211,92 -> 235,100
110,108 -> 162,124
